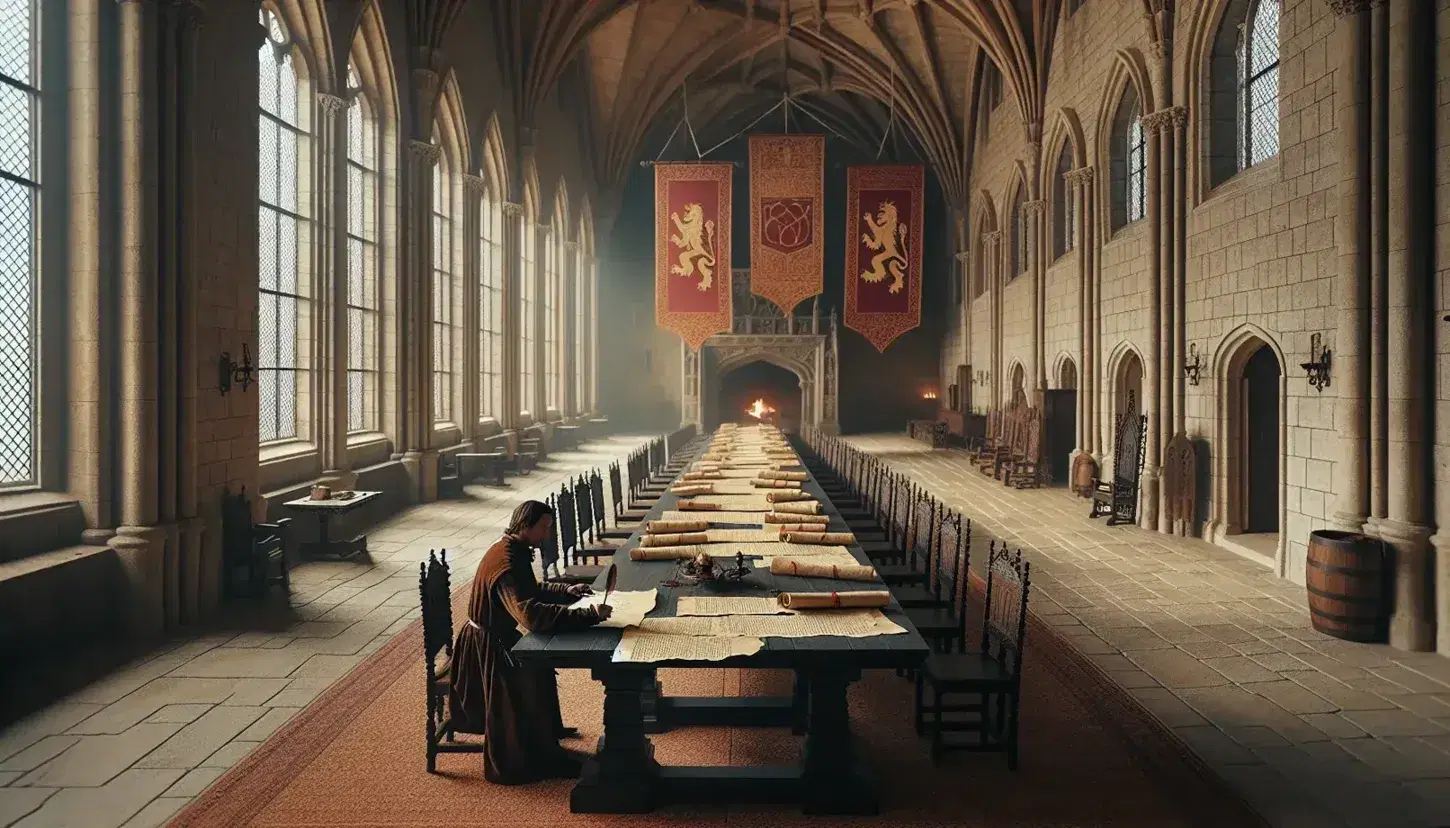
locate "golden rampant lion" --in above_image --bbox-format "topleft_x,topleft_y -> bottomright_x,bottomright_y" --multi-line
859,200 -> 910,294
669,203 -> 717,291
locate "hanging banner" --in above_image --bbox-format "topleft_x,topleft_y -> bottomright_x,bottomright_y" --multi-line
844,164 -> 924,353
748,135 -> 824,314
655,162 -> 733,351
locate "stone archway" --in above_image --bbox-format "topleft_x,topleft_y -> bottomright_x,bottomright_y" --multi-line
681,333 -> 839,436
1207,324 -> 1288,574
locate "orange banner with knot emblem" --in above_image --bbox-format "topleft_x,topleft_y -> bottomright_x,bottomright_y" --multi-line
844,164 -> 924,353
655,163 -> 733,351
749,135 -> 824,315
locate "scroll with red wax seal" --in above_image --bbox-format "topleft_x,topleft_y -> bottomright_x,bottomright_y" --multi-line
776,590 -> 892,610
749,135 -> 824,314
655,163 -> 733,351
844,164 -> 924,352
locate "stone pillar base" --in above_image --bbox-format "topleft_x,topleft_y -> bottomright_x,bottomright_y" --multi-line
179,516 -> 205,626
111,526 -> 168,642
1367,517 -> 1436,652
161,522 -> 181,631
402,449 -> 441,504
1140,467 -> 1161,531
1432,531 -> 1450,657
1330,509 -> 1368,535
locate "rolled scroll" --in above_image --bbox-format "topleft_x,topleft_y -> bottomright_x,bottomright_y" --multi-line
670,483 -> 714,496
772,501 -> 822,516
630,545 -> 703,561
777,591 -> 892,610
763,512 -> 828,525
781,531 -> 856,545
676,500 -> 722,512
765,491 -> 814,504
647,520 -> 709,533
640,532 -> 710,547
770,558 -> 878,582
759,470 -> 808,482
775,523 -> 829,534
682,471 -> 722,481
751,479 -> 801,489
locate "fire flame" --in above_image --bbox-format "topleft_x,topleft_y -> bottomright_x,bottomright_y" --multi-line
745,398 -> 776,420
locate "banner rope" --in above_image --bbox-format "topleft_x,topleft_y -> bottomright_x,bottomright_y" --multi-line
876,71 -> 896,160
789,98 -> 852,144
699,96 -> 789,157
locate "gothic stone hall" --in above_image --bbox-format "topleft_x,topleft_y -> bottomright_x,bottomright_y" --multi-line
2,0 -> 1450,826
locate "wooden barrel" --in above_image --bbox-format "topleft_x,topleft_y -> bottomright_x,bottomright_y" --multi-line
1306,530 -> 1387,642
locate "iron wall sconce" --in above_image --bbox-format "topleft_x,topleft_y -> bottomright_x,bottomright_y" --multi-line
1301,333 -> 1332,392
219,343 -> 255,396
1183,343 -> 1204,386
975,370 -> 990,385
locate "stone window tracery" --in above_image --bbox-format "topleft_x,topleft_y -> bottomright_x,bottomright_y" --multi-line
345,63 -> 379,434
479,187 -> 503,421
1238,0 -> 1280,169
544,215 -> 561,412
431,132 -> 455,424
1010,189 -> 1026,279
0,0 -> 38,486
1053,144 -> 1074,260
520,195 -> 537,416
257,7 -> 313,445
1110,84 -> 1145,230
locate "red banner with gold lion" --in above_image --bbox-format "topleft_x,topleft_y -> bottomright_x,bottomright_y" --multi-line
749,135 -> 824,314
844,164 -> 924,353
655,163 -> 733,351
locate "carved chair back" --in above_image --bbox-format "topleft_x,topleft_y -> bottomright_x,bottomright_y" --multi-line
556,486 -> 579,565
982,544 -> 1032,679
419,550 -> 454,666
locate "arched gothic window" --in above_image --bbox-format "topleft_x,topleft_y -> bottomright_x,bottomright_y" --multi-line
1010,189 -> 1026,279
519,199 -> 537,416
345,63 -> 379,434
258,8 -> 312,444
574,222 -> 589,414
1110,85 -> 1146,230
0,0 -> 39,486
1052,145 -> 1074,260
431,133 -> 455,424
1238,0 -> 1280,168
478,191 -> 503,421
543,222 -> 561,412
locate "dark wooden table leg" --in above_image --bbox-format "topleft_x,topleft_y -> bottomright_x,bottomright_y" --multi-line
639,670 -> 663,733
791,672 -> 810,735
800,667 -> 877,815
570,666 -> 658,814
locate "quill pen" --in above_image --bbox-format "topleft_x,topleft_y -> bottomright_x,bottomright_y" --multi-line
602,563 -> 619,609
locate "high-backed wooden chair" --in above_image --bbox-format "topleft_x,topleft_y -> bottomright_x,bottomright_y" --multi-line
420,550 -> 483,772
895,511 -> 969,610
1162,431 -> 1197,536
220,487 -> 290,599
552,486 -> 604,584
1004,409 -> 1045,489
903,516 -> 973,650
914,543 -> 1031,767
878,492 -> 934,588
1091,397 -> 1148,526
574,475 -> 617,559
970,409 -> 1002,467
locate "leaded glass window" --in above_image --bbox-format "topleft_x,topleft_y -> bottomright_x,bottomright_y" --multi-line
520,217 -> 536,415
0,0 -> 38,486
431,140 -> 454,423
258,9 -> 309,444
1053,145 -> 1074,259
1127,109 -> 1146,223
575,244 -> 587,413
1238,0 -> 1280,169
345,64 -> 378,433
1010,192 -> 1026,279
543,226 -> 560,411
479,195 -> 503,420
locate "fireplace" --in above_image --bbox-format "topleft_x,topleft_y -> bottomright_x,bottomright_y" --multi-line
711,361 -> 802,433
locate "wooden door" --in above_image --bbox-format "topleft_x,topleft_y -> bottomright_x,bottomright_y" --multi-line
1241,346 -> 1280,533
1043,389 -> 1077,485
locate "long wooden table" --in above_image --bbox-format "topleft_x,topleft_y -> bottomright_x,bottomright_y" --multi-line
513,433 -> 929,814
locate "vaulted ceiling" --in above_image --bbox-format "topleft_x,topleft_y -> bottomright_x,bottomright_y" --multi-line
487,0 -> 1078,218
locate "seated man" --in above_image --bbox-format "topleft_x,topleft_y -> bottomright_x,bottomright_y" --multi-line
449,500 -> 612,784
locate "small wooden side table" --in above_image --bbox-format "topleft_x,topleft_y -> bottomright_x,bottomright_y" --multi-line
282,490 -> 383,560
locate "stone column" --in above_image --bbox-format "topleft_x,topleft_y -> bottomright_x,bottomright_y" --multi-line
316,91 -> 351,486
400,138 -> 441,503
1068,167 -> 1096,463
1378,0 -> 1435,652
1024,199 -> 1048,402
461,173 -> 488,442
982,230 -> 1002,407
501,201 -> 523,437
1140,113 -> 1164,532
71,0 -> 112,543
533,221 -> 550,419
563,239 -> 579,417
1170,106 -> 1188,437
955,250 -> 970,407
1330,0 -> 1373,539
113,0 -> 165,639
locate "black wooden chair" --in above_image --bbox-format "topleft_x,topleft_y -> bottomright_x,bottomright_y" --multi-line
553,486 -> 604,584
914,543 -> 1031,767
437,453 -> 464,498
895,510 -> 968,609
595,469 -> 634,541
220,487 -> 290,599
1091,392 -> 1148,526
420,550 -> 484,772
877,491 -> 934,587
574,475 -> 618,559
903,524 -> 975,652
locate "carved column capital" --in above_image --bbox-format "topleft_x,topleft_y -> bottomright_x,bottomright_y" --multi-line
407,140 -> 442,167
563,240 -> 579,253
1064,166 -> 1096,186
502,201 -> 524,218
536,221 -> 552,234
1166,105 -> 1189,129
1023,199 -> 1048,217
462,173 -> 489,197
1327,0 -> 1384,16
954,251 -> 971,264
981,230 -> 1002,243
317,92 -> 348,115
1139,108 -> 1176,133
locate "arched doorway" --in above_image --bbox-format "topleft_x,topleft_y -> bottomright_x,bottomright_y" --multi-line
1115,351 -> 1143,418
1044,357 -> 1078,485
1009,363 -> 1026,407
1240,344 -> 1280,535
712,361 -> 803,433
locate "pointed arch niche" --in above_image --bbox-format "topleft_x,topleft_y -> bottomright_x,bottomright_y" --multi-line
1206,324 -> 1287,573
687,334 -> 839,437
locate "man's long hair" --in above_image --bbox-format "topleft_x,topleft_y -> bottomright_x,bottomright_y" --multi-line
506,500 -> 555,536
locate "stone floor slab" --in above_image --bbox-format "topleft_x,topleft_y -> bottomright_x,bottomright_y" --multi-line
11,769 -> 184,828
16,724 -> 183,788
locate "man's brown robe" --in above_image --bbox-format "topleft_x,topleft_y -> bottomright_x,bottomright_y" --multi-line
449,536 -> 604,784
